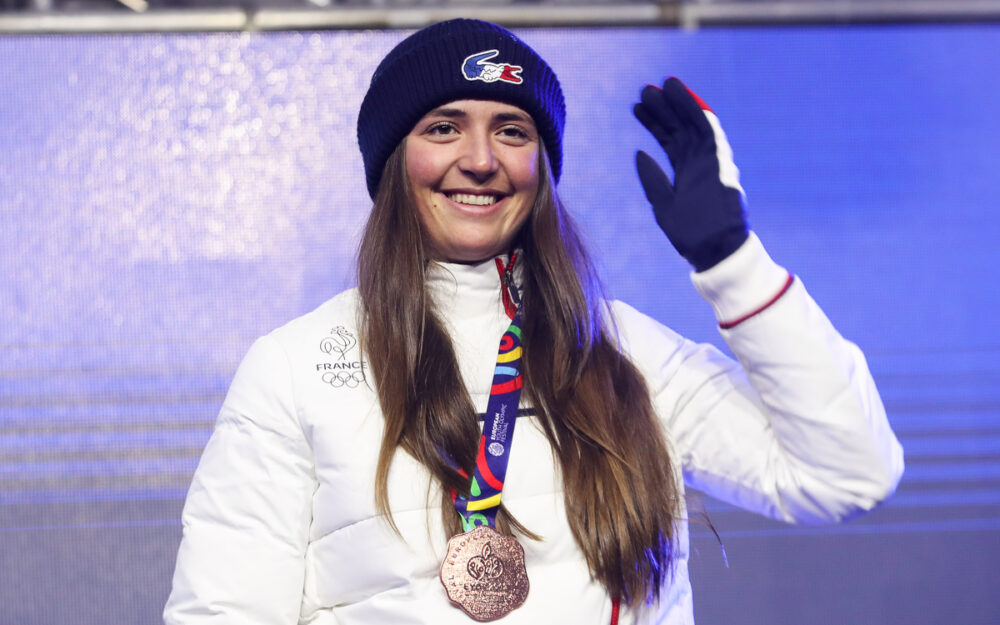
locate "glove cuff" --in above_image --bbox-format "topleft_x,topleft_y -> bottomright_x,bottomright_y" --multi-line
690,232 -> 792,328
686,225 -> 749,272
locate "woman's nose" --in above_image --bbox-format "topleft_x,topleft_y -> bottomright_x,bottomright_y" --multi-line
458,134 -> 498,180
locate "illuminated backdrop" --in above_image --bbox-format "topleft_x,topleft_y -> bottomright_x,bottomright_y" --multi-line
1,24 -> 998,624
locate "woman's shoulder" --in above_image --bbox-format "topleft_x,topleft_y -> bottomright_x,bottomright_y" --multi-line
265,287 -> 363,352
604,299 -> 698,378
606,299 -> 685,348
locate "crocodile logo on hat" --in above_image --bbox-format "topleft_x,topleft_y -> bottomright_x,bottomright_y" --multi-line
462,50 -> 523,85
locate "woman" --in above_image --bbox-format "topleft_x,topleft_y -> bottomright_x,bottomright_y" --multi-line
165,19 -> 903,625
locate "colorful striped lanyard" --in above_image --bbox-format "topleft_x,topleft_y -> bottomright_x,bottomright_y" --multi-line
445,254 -> 622,625
450,255 -> 524,531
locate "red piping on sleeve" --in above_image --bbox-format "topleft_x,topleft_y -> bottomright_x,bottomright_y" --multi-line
718,273 -> 794,330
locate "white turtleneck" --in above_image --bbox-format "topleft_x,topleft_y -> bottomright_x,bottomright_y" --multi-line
425,255 -> 518,412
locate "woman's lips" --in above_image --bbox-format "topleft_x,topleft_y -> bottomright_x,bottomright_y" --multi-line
448,192 -> 498,206
439,191 -> 508,214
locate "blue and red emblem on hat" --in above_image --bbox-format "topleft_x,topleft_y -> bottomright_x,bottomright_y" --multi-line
462,50 -> 524,85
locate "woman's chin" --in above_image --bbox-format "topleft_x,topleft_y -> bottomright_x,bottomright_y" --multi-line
431,241 -> 510,264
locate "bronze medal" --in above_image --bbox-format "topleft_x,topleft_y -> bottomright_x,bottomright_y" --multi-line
440,525 -> 529,621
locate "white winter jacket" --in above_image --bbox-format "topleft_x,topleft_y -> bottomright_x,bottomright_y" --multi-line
164,234 -> 903,624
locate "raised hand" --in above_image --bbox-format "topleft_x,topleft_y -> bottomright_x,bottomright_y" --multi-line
633,77 -> 749,272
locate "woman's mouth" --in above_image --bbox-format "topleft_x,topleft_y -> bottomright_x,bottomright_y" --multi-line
447,192 -> 499,207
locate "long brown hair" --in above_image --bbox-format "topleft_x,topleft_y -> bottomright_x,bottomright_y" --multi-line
357,140 -> 681,604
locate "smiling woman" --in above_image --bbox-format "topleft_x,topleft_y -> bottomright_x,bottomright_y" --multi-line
164,17 -> 904,625
405,100 -> 540,262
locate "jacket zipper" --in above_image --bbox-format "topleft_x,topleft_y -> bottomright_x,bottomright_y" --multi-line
495,252 -> 520,320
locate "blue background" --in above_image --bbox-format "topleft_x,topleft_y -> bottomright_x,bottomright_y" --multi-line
1,24 -> 998,623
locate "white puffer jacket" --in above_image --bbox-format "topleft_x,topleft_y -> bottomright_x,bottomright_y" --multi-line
164,234 -> 903,624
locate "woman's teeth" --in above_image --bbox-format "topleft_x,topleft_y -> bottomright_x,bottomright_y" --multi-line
448,193 -> 497,206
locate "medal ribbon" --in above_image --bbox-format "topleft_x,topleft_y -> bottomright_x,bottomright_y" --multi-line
443,254 -> 624,625
450,255 -> 524,532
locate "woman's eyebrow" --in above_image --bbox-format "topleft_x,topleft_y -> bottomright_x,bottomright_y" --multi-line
425,107 -> 466,119
422,107 -> 533,125
494,111 -> 534,125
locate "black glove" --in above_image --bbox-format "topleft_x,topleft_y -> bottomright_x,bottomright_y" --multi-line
634,77 -> 749,272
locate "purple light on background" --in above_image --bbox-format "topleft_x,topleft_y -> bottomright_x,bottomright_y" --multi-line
0,25 -> 998,625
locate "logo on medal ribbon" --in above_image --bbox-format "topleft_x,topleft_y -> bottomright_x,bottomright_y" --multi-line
488,442 -> 504,457
462,50 -> 523,85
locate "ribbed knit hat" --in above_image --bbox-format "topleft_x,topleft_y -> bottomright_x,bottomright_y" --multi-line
357,19 -> 566,198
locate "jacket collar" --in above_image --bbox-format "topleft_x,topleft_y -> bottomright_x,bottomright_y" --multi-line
426,252 -> 523,319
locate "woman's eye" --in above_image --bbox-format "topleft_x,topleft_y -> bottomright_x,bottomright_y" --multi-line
426,123 -> 457,136
499,126 -> 531,141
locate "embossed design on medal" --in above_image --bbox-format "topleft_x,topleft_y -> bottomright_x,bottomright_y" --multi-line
440,525 -> 529,621
467,542 -> 504,580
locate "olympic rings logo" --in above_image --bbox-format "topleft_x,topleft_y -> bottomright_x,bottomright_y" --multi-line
321,370 -> 366,389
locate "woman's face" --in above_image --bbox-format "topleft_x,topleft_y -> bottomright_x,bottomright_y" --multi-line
405,99 -> 540,263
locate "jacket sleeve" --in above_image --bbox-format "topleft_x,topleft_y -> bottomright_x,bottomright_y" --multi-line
616,233 -> 904,525
164,334 -> 316,624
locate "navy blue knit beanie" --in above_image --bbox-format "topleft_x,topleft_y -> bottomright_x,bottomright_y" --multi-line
357,19 -> 566,198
